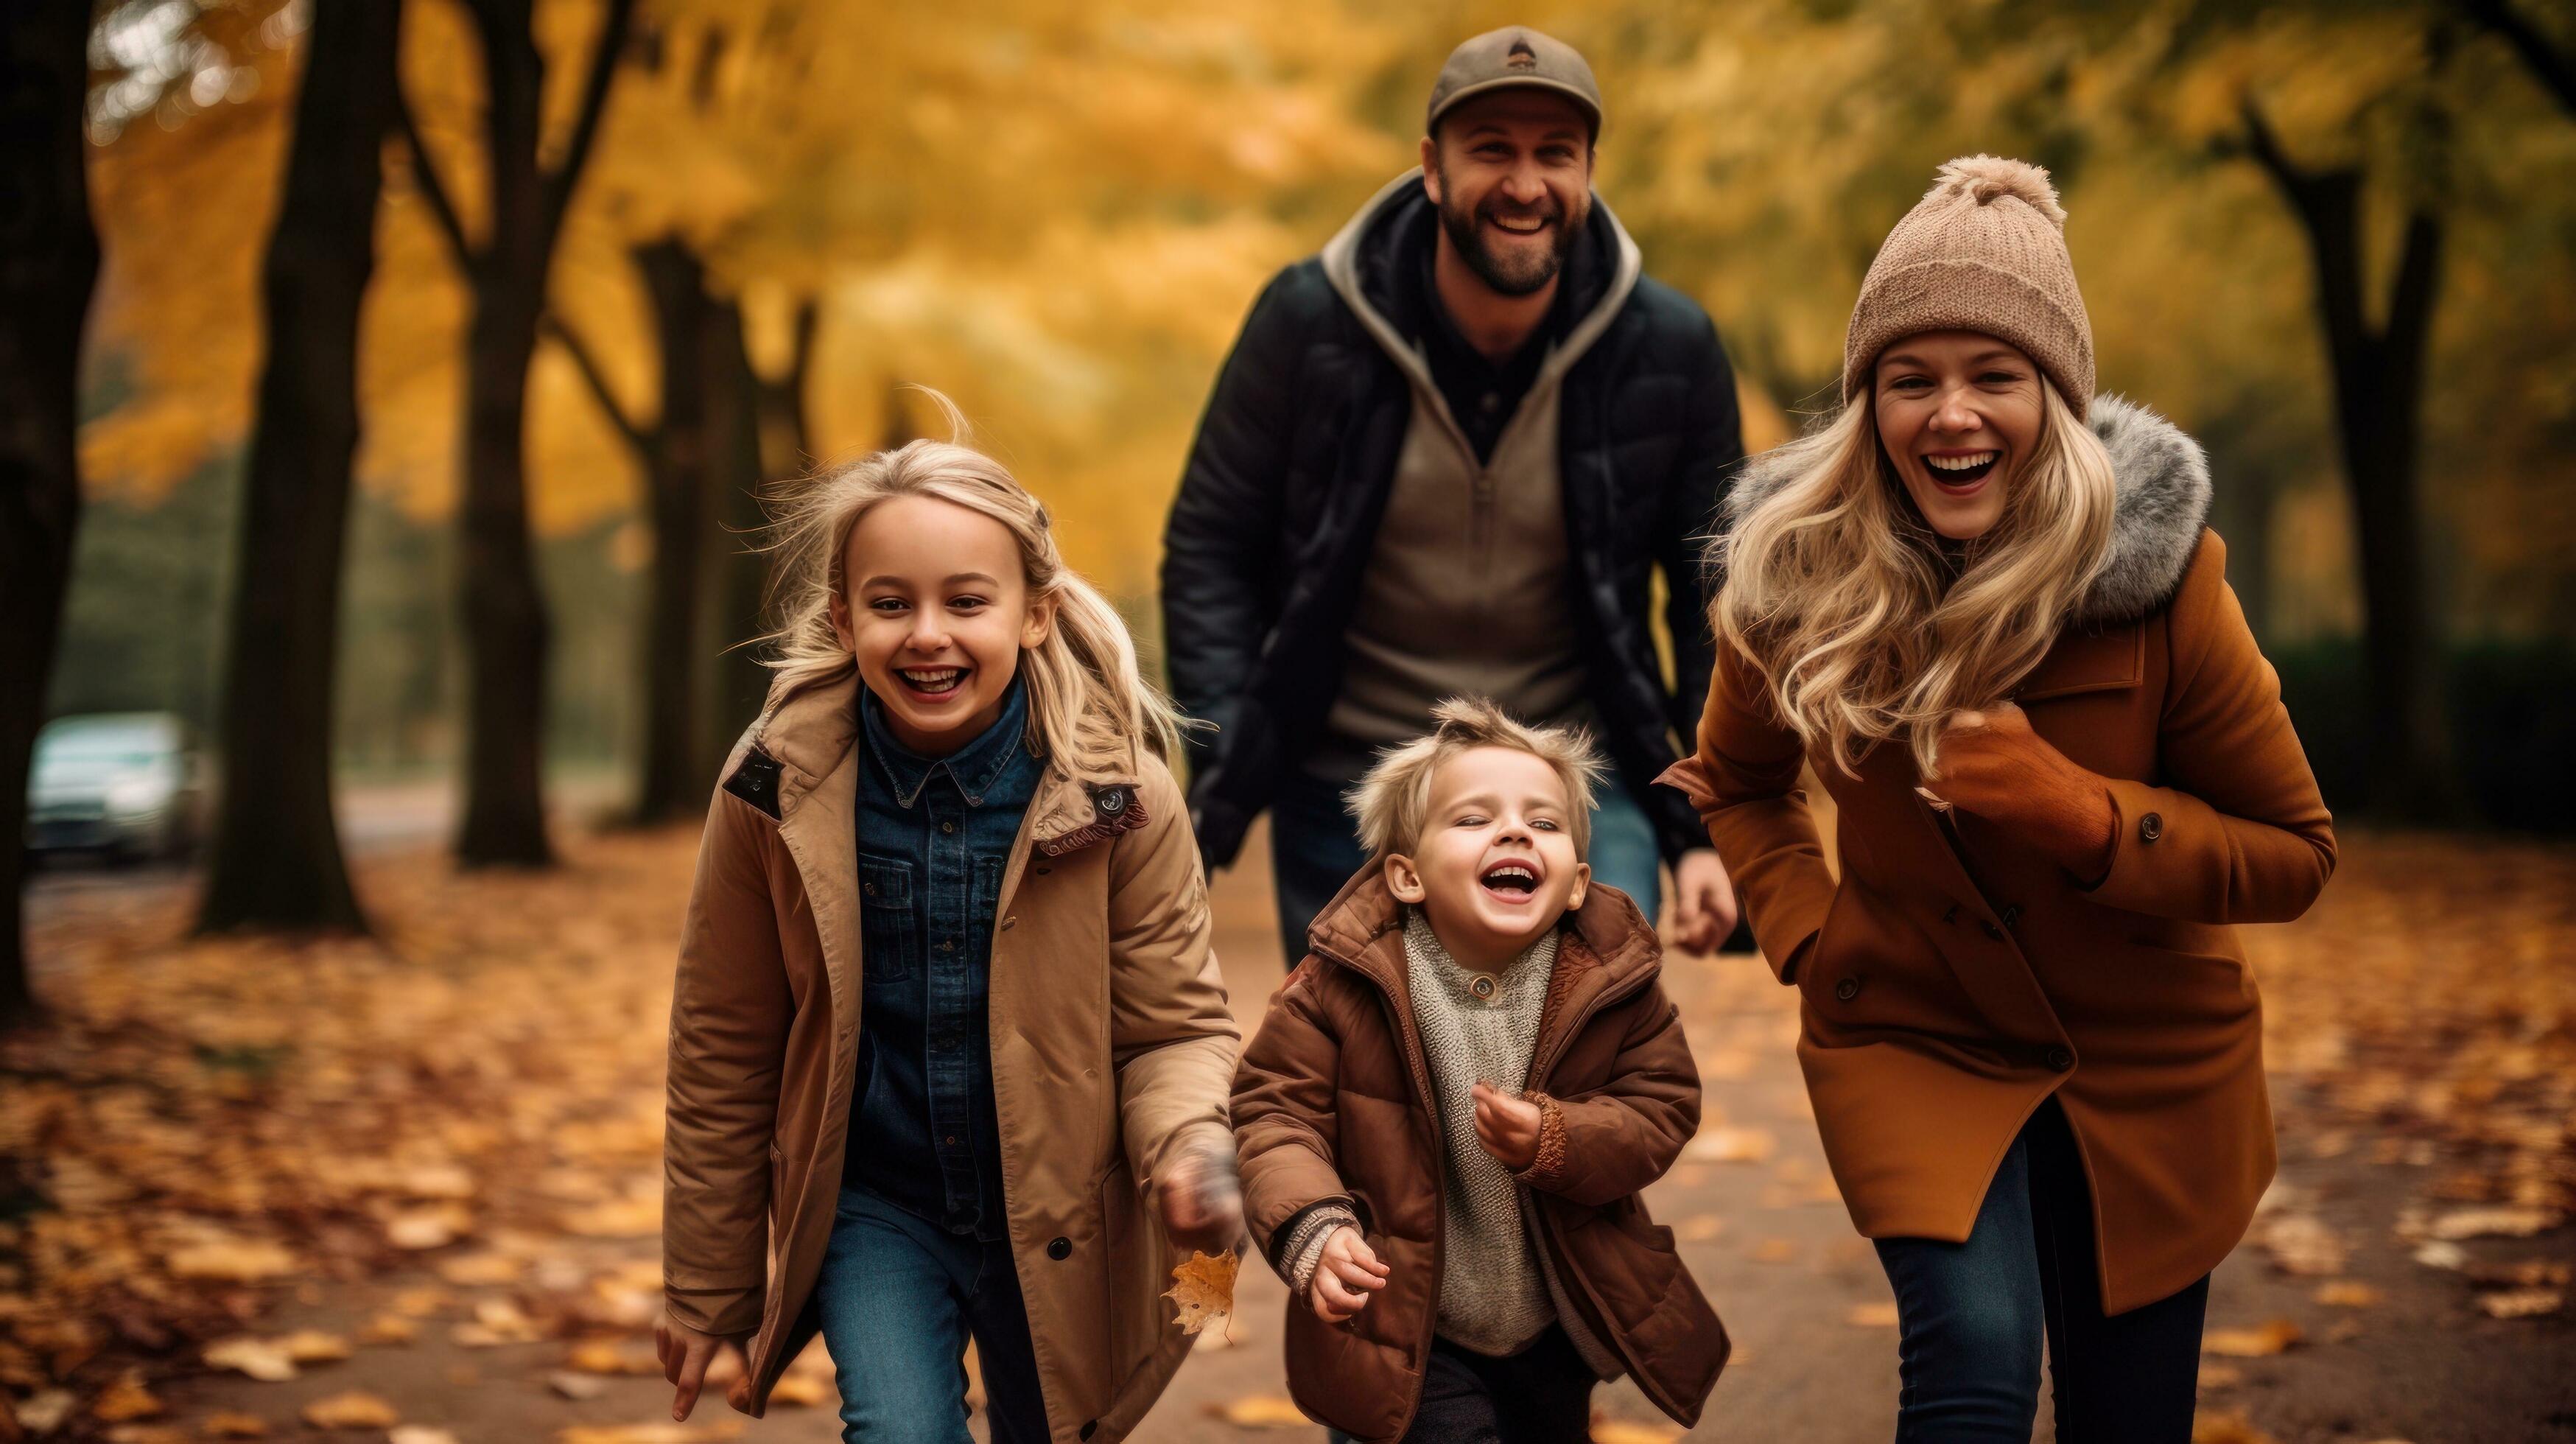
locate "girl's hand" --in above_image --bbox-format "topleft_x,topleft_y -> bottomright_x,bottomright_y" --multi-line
1470,1082 -> 1542,1171
656,1314 -> 752,1420
1309,1225 -> 1390,1323
1928,704 -> 2117,882
1156,1137 -> 1246,1255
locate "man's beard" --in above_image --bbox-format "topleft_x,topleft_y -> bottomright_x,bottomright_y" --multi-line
1435,169 -> 1583,298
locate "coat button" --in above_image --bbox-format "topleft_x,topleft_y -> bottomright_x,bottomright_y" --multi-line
2046,1047 -> 2075,1070
1047,1236 -> 1072,1261
1000,916 -> 1017,931
2001,905 -> 2021,930
2138,811 -> 2164,843
1833,975 -> 1861,1002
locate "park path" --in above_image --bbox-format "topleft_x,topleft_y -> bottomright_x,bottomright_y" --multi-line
18,808 -> 2573,1443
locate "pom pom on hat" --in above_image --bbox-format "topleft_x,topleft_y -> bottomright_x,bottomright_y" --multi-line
1931,154 -> 2067,231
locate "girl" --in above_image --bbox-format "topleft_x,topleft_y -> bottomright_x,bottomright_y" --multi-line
657,396 -> 1243,1444
1663,157 -> 2334,1442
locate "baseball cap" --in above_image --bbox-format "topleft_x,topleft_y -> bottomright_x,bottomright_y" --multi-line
1426,27 -> 1603,139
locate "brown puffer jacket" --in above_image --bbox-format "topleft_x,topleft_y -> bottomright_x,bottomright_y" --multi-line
1231,869 -> 1726,1443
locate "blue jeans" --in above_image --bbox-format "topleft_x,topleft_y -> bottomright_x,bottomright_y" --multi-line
1269,767 -> 1662,966
1870,1101 -> 2209,1443
814,1186 -> 1050,1443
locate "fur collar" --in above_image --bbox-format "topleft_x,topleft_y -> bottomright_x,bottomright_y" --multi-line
1722,393 -> 2213,626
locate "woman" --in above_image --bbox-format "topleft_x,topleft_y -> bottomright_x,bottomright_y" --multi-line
1662,156 -> 2334,1441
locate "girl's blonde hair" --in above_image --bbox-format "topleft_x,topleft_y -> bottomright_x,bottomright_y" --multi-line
1712,379 -> 2116,779
760,390 -> 1185,779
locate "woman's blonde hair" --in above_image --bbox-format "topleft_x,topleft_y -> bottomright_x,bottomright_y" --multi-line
759,390 -> 1185,779
1712,379 -> 2116,779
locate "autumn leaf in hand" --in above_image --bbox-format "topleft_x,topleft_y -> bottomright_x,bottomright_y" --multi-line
1164,1249 -> 1240,1336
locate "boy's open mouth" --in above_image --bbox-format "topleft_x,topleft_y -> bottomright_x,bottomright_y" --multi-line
897,666 -> 970,698
1922,449 -> 2001,491
1479,860 -> 1542,898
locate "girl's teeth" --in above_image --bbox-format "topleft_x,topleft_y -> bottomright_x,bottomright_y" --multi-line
1926,452 -> 1998,472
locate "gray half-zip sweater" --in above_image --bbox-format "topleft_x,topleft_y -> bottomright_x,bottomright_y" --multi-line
1306,171 -> 1644,779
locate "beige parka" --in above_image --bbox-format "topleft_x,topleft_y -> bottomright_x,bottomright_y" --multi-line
661,672 -> 1240,1442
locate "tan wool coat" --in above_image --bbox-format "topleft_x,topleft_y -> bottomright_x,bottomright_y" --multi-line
661,672 -> 1240,1442
1661,397 -> 2336,1314
1232,872 -> 1727,1443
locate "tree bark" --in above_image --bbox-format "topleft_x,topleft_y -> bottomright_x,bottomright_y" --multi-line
404,0 -> 636,866
630,239 -> 714,824
197,0 -> 405,934
2242,101 -> 2460,819
0,0 -> 101,1028
701,294 -> 801,777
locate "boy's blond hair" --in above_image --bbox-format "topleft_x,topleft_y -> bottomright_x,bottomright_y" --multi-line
1347,696 -> 1609,861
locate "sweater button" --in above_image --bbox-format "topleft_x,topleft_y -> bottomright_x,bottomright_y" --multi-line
2138,811 -> 2164,843
1833,975 -> 1861,1002
2046,1047 -> 2075,1071
1047,1236 -> 1072,1261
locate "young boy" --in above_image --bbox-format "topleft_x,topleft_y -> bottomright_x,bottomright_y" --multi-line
1232,698 -> 1727,1444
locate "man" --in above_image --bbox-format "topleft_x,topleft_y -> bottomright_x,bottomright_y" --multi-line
1162,26 -> 1742,964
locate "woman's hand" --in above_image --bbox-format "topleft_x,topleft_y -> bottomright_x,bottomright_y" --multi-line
1309,1225 -> 1391,1323
1929,703 -> 2117,882
1155,1136 -> 1246,1255
1667,848 -> 1741,954
1470,1081 -> 1542,1171
656,1314 -> 752,1420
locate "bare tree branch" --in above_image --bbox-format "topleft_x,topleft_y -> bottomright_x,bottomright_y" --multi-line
540,0 -> 641,247
2461,0 -> 2576,118
392,88 -> 476,274
540,312 -> 650,453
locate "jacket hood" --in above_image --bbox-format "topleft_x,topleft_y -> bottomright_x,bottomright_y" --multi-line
1319,169 -> 1643,402
1722,393 -> 2214,627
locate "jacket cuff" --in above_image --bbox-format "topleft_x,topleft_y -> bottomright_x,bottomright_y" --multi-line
1509,1093 -> 1570,1190
663,1283 -> 765,1339
2083,777 -> 2195,914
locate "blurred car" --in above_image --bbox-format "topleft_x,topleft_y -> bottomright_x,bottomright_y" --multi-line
25,712 -> 207,863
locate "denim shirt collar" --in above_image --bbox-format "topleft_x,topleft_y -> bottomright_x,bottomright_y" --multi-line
860,673 -> 1034,809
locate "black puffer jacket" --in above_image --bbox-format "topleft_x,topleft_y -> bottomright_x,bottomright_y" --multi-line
1161,172 -> 1744,869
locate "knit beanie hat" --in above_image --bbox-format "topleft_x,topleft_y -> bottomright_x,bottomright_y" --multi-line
1842,155 -> 2094,418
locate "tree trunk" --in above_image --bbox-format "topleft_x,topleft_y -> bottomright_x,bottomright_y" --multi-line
0,0 -> 101,1028
198,0 -> 404,934
630,240 -> 713,824
2241,105 -> 2460,820
701,295 -> 782,777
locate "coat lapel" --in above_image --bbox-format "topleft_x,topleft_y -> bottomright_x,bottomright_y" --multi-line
2015,619 -> 2144,703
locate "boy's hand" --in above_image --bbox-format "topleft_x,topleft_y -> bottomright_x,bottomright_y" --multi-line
656,1314 -> 751,1420
1156,1137 -> 1246,1255
1471,1082 -> 1542,1171
1309,1225 -> 1390,1323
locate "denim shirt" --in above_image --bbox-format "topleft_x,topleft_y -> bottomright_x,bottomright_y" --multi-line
846,676 -> 1041,1240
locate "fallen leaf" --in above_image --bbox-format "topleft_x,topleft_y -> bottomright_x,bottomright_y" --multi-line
2316,1281 -> 2385,1308
1205,1395 -> 1309,1428
13,1392 -> 73,1434
2427,1206 -> 2558,1241
435,1254 -> 523,1286
1164,1249 -> 1239,1336
1846,1301 -> 1900,1327
2410,1241 -> 2468,1270
2258,1215 -> 2348,1276
280,1331 -> 351,1364
2475,1288 -> 2563,1319
1593,1422 -> 1684,1444
164,1241 -> 298,1284
89,1376 -> 162,1422
2197,1362 -> 2243,1390
298,1392 -> 397,1429
102,1429 -> 186,1444
384,1209 -> 466,1251
2191,1409 -> 2281,1444
2202,1319 -> 2302,1357
555,1426 -> 744,1443
564,1339 -> 660,1375
1749,1238 -> 1797,1264
358,1314 -> 418,1346
201,1338 -> 297,1382
766,1373 -> 831,1406
1676,1215 -> 1723,1242
199,1413 -> 269,1438
547,1372 -> 608,1401
1682,1126 -> 1775,1164
388,1431 -> 460,1444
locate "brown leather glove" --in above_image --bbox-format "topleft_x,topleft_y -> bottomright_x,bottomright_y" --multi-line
1923,703 -> 2117,884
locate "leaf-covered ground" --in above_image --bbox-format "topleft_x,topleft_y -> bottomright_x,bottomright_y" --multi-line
3,822 -> 2569,1442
